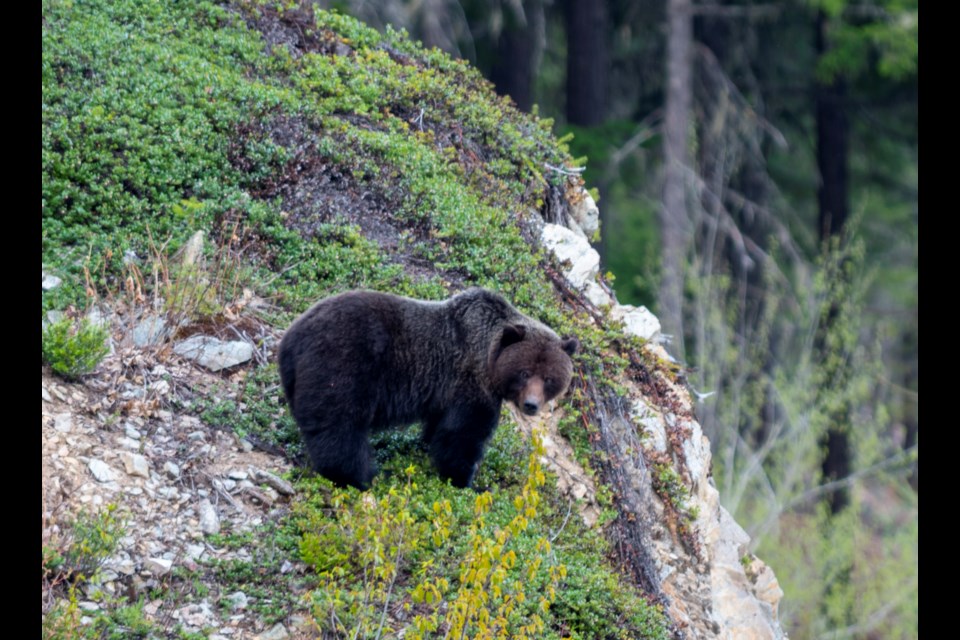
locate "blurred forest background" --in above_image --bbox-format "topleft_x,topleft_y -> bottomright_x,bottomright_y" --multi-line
316,0 -> 918,636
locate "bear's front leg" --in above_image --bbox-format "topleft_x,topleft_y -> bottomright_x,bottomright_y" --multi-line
428,403 -> 499,488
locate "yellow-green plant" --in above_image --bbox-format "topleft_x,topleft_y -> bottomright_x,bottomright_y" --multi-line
429,426 -> 564,640
301,425 -> 565,639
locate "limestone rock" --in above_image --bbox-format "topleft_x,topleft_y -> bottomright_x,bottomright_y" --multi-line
88,459 -> 119,483
174,336 -> 253,372
610,304 -> 662,341
121,452 -> 151,478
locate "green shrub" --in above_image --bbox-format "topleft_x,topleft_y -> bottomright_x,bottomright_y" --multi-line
44,504 -> 124,583
41,317 -> 110,380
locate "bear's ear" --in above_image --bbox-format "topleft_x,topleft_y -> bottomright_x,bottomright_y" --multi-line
500,324 -> 526,350
561,337 -> 579,356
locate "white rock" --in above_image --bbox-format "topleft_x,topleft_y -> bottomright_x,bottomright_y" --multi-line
88,459 -> 119,483
256,623 -> 289,640
121,452 -> 151,478
185,544 -> 206,561
125,425 -> 142,439
42,386 -> 53,402
173,336 -> 253,372
680,419 -> 711,484
144,557 -> 173,576
610,304 -> 661,341
540,223 -> 600,290
199,500 -> 220,535
132,315 -> 168,347
54,414 -> 73,433
86,306 -> 110,328
42,272 -> 62,291
163,461 -> 181,479
152,379 -> 171,395
118,437 -> 141,450
631,401 -> 668,453
178,601 -> 215,628
227,469 -> 248,481
569,188 -> 600,239
584,281 -> 613,308
225,591 -> 249,610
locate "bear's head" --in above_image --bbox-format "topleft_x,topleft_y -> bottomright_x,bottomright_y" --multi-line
490,325 -> 579,416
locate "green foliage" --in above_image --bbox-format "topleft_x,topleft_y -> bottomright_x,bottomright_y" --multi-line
295,421 -> 667,639
43,504 -> 124,583
41,317 -> 110,380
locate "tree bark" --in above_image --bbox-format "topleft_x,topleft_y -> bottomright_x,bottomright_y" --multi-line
564,0 -> 609,126
659,0 -> 694,354
490,1 -> 543,113
815,9 -> 852,513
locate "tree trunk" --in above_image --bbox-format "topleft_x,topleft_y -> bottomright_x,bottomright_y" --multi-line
659,0 -> 694,354
490,1 -> 543,113
564,0 -> 609,126
815,9 -> 852,513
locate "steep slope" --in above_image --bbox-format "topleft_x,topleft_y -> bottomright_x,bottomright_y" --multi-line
42,2 -> 783,638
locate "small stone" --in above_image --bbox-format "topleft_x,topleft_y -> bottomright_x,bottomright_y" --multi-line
118,437 -> 141,450
42,386 -> 53,402
185,544 -> 206,561
610,304 -> 662,341
225,591 -> 249,610
280,560 -> 294,574
238,439 -> 254,452
121,452 -> 151,478
125,425 -> 142,439
86,306 -> 110,328
45,310 -> 66,326
173,335 -> 254,372
132,315 -> 168,347
157,487 -> 180,500
178,601 -> 215,627
78,601 -> 100,612
256,623 -> 289,640
540,223 -> 601,290
88,459 -> 118,483
151,379 -> 171,395
569,187 -> 600,238
227,469 -> 248,481
199,500 -> 220,535
254,469 -> 295,496
144,557 -> 173,576
54,414 -> 73,433
163,461 -> 181,479
188,431 -> 207,442
42,272 -> 62,291
114,559 -> 136,575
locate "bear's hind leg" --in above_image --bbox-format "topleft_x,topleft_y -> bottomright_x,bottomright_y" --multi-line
300,418 -> 375,490
428,404 -> 498,488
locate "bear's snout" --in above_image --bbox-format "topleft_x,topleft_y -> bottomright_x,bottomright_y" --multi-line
521,377 -> 546,415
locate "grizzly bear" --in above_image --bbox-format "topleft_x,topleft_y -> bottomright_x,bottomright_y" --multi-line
278,288 -> 578,489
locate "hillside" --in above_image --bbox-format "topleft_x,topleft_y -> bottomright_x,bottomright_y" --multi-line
42,2 -> 783,638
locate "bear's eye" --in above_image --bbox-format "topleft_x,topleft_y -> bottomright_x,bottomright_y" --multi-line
519,371 -> 531,381
544,377 -> 554,387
